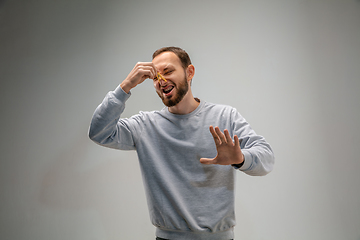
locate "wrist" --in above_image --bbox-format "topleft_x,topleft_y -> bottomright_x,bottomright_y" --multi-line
120,81 -> 132,94
231,160 -> 244,169
231,154 -> 245,168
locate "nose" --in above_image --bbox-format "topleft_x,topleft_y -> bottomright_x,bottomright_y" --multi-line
157,72 -> 167,84
154,78 -> 166,89
158,78 -> 167,85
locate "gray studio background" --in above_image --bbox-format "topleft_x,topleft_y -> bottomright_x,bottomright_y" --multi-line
1,0 -> 360,239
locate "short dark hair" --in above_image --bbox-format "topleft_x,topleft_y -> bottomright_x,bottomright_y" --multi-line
152,46 -> 192,70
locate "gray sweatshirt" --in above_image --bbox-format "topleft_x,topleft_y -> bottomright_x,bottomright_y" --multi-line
89,86 -> 274,240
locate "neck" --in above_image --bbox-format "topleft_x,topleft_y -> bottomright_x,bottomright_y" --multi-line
168,89 -> 199,115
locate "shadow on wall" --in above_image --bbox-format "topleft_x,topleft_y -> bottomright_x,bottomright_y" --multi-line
39,135 -> 145,239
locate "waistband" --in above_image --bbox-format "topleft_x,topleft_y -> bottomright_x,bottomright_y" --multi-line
156,227 -> 234,240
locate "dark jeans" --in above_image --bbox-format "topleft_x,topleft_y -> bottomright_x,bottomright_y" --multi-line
156,238 -> 233,240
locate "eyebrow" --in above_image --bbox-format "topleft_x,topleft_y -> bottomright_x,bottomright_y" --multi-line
161,64 -> 174,72
163,67 -> 174,72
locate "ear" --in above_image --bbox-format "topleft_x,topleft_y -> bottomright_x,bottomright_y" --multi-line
186,64 -> 195,82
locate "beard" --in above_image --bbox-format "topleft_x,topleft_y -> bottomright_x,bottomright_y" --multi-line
156,75 -> 189,107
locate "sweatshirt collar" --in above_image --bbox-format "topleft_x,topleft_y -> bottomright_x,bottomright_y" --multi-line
162,99 -> 205,119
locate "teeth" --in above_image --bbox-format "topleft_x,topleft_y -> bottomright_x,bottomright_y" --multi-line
163,86 -> 174,94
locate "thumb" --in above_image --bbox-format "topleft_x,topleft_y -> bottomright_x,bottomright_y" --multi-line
200,157 -> 216,165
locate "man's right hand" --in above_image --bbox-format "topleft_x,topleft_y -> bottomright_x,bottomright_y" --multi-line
120,62 -> 157,93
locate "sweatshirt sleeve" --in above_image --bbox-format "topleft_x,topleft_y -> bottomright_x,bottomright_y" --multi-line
231,108 -> 275,176
88,86 -> 139,150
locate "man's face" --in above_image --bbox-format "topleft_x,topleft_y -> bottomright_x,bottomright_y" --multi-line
152,52 -> 189,107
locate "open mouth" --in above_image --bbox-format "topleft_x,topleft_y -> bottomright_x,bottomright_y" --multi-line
162,85 -> 174,95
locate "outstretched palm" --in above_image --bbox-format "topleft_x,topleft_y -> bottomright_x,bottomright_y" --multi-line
200,126 -> 244,166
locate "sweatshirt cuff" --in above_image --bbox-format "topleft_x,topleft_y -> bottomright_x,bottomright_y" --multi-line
238,150 -> 252,171
113,85 -> 131,102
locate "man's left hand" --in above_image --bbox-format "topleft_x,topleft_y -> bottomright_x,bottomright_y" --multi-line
200,126 -> 244,166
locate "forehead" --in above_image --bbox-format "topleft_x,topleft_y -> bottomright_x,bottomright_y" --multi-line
152,51 -> 182,70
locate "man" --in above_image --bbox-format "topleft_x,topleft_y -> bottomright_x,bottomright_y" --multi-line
89,46 -> 274,240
